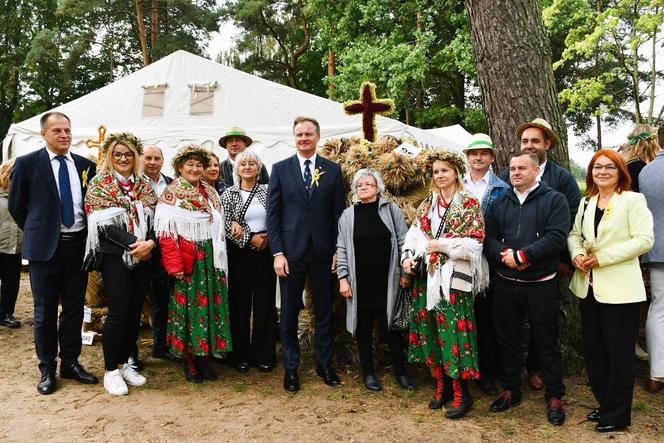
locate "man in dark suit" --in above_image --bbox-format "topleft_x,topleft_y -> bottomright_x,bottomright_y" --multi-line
141,145 -> 177,364
267,116 -> 345,392
9,112 -> 98,394
219,127 -> 269,187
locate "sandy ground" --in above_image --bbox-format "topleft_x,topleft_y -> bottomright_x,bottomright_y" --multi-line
1,272 -> 663,442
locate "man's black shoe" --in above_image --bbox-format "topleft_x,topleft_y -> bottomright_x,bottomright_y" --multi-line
152,349 -> 181,362
586,409 -> 600,422
490,391 -> 521,412
395,374 -> 416,391
37,372 -> 56,395
316,364 -> 340,387
284,369 -> 300,392
256,363 -> 274,373
547,398 -> 565,426
0,313 -> 21,328
363,374 -> 382,391
235,362 -> 250,373
596,422 -> 626,433
60,362 -> 98,384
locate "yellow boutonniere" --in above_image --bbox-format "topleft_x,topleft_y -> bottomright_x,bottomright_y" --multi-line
311,167 -> 326,187
81,168 -> 89,188
603,201 -> 612,219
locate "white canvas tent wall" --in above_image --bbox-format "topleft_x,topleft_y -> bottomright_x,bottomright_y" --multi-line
425,125 -> 473,149
3,50 -> 465,172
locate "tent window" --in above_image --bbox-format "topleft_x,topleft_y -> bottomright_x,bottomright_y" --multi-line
189,82 -> 217,115
142,84 -> 167,117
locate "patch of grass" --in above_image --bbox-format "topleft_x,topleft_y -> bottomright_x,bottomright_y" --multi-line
633,401 -> 653,412
233,382 -> 247,393
259,387 -> 273,397
326,390 -> 353,401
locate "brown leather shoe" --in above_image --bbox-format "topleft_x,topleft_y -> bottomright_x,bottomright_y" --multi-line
529,371 -> 544,391
646,378 -> 664,394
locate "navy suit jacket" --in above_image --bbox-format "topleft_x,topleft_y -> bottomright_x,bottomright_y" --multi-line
267,154 -> 345,262
9,147 -> 96,262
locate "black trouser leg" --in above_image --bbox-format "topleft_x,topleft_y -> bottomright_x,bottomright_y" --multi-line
308,255 -> 334,367
580,289 -> 639,427
386,328 -> 406,377
492,277 -> 526,398
525,330 -> 539,373
150,274 -> 171,354
56,240 -> 87,366
474,288 -> 498,382
526,279 -> 565,400
249,248 -> 277,365
355,309 -> 376,375
228,243 -> 252,364
101,255 -> 150,371
0,253 -> 21,316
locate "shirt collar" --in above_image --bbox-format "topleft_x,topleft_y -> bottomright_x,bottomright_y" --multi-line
114,172 -> 135,183
513,182 -> 539,199
464,169 -> 491,185
297,152 -> 317,168
536,160 -> 547,181
47,148 -> 74,162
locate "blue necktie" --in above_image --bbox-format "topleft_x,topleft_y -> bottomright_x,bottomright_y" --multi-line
304,159 -> 312,197
55,156 -> 75,228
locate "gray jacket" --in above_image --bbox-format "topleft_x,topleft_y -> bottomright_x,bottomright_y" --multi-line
0,193 -> 22,254
336,197 -> 408,335
640,151 -> 664,263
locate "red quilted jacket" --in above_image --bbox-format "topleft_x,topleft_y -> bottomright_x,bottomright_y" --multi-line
159,235 -> 195,275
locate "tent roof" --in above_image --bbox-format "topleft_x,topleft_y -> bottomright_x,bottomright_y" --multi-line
3,50 -> 466,171
425,125 -> 473,149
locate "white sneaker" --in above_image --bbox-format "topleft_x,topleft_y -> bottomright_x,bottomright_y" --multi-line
104,369 -> 128,396
121,363 -> 147,386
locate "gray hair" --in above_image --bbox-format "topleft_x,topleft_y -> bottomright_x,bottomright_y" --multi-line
233,150 -> 263,181
351,168 -> 385,196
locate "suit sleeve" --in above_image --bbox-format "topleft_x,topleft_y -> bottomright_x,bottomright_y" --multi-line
521,194 -> 570,264
332,164 -> 345,242
483,200 -> 506,264
266,164 -> 284,255
8,158 -> 28,229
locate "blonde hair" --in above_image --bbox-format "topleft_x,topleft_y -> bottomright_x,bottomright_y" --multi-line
0,158 -> 15,191
429,159 -> 464,194
233,150 -> 263,182
621,124 -> 660,163
99,140 -> 142,176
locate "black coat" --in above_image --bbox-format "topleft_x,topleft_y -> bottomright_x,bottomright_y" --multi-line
484,182 -> 570,281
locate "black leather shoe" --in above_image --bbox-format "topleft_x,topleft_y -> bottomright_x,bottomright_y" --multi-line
396,374 -> 416,390
284,369 -> 300,392
586,409 -> 600,422
547,398 -> 565,426
490,391 -> 521,412
60,363 -> 98,384
478,379 -> 499,395
363,374 -> 382,391
316,364 -> 340,387
596,422 -> 626,433
256,363 -> 274,373
0,313 -> 21,328
235,362 -> 250,373
152,349 -> 181,362
37,372 -> 56,395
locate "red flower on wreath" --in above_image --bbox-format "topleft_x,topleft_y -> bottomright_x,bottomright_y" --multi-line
457,319 -> 467,331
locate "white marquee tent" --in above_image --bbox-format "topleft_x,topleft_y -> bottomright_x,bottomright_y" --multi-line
2,50 -> 466,173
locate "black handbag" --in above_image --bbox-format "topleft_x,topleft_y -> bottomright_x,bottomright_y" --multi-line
391,285 -> 412,331
104,225 -> 137,251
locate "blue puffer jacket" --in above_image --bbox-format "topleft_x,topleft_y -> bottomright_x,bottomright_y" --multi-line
484,182 -> 570,281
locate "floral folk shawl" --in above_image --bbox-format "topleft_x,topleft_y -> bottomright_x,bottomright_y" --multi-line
405,190 -> 489,309
84,171 -> 158,268
154,178 -> 228,273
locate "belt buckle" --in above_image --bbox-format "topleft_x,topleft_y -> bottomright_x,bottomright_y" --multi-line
60,232 -> 76,241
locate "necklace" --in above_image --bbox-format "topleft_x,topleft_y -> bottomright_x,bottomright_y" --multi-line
437,194 -> 453,218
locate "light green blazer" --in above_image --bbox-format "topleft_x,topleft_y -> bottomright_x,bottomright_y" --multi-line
568,191 -> 654,304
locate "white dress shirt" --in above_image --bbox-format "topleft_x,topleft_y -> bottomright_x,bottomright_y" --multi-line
229,158 -> 240,186
463,170 -> 490,205
537,160 -> 547,182
147,173 -> 168,197
513,182 -> 540,205
47,149 -> 85,232
296,152 -> 317,180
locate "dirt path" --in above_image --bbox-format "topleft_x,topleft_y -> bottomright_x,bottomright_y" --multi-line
0,273 -> 662,442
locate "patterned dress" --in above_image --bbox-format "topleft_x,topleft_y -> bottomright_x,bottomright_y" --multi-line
406,191 -> 484,380
155,178 -> 233,358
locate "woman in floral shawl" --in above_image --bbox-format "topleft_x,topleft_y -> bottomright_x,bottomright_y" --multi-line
401,148 -> 489,419
84,132 -> 158,396
154,146 -> 232,383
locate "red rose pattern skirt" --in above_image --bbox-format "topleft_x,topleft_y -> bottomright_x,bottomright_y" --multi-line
407,277 -> 480,380
167,239 -> 233,358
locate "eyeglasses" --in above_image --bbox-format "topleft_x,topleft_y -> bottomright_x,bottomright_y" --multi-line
592,164 -> 617,172
112,151 -> 135,160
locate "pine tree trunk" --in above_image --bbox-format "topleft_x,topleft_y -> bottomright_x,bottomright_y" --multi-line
465,0 -> 569,172
134,0 -> 151,66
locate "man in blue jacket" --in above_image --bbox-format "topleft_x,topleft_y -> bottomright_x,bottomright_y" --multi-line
9,112 -> 98,394
485,151 -> 569,426
462,133 -> 509,395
